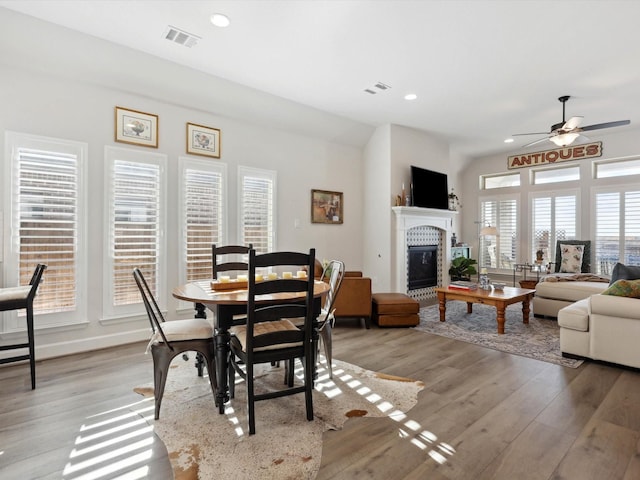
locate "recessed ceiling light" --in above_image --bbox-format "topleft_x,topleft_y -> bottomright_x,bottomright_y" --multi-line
504,138 -> 514,143
210,13 -> 230,28
404,94 -> 417,101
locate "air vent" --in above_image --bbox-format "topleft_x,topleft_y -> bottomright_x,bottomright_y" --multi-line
374,82 -> 391,90
164,25 -> 201,48
364,89 -> 377,95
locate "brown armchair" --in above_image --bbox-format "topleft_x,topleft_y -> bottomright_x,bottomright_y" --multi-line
332,271 -> 371,329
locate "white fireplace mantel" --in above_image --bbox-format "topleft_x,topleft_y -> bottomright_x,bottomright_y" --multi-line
392,206 -> 458,293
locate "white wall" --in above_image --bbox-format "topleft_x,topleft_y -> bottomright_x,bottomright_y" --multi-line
0,9 -> 368,359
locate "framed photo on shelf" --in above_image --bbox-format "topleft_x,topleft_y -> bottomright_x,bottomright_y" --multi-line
311,189 -> 343,224
114,106 -> 158,148
186,122 -> 221,158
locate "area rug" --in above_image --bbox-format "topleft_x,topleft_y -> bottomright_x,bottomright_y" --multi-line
416,302 -> 583,368
133,357 -> 424,480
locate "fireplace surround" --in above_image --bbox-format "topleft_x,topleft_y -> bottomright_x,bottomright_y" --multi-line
392,206 -> 457,297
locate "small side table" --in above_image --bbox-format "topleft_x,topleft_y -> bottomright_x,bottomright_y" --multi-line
513,262 -> 545,288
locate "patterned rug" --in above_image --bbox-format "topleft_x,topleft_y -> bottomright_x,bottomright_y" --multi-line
134,357 -> 424,480
416,302 -> 583,368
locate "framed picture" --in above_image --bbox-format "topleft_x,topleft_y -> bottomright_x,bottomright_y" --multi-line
311,189 -> 343,224
114,106 -> 158,148
186,122 -> 221,158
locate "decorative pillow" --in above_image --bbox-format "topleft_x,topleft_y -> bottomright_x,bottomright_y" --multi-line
609,263 -> 640,286
602,279 -> 640,298
559,244 -> 584,273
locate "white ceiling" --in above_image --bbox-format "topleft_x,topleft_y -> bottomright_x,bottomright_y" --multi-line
2,0 -> 640,158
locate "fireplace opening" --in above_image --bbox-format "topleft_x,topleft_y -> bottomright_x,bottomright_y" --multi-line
408,245 -> 438,290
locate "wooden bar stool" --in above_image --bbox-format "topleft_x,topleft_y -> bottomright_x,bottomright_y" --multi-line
0,264 -> 47,389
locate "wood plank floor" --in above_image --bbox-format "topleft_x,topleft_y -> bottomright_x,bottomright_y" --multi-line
1,319 -> 639,479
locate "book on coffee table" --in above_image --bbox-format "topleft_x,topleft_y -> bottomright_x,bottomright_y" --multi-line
448,281 -> 478,291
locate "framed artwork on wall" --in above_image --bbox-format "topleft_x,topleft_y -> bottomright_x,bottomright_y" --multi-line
311,189 -> 343,224
186,122 -> 221,158
114,106 -> 158,148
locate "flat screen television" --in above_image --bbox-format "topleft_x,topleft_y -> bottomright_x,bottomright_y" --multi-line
410,165 -> 449,210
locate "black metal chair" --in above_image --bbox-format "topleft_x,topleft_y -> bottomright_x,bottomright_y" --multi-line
228,249 -> 316,434
133,268 -> 217,419
0,264 -> 47,390
316,260 -> 345,379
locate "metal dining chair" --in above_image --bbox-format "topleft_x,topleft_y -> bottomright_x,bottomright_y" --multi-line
0,264 -> 47,389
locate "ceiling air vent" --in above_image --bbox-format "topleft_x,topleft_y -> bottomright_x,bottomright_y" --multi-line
164,25 -> 201,48
374,82 -> 391,91
364,88 -> 377,95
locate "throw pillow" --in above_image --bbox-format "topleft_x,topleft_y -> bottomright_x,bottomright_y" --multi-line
602,279 -> 640,298
609,263 -> 640,285
560,244 -> 584,273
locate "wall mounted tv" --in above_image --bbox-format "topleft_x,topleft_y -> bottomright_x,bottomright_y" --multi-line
410,165 -> 449,210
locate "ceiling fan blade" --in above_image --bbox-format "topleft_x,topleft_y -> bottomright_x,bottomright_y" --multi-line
581,120 -> 630,132
521,137 -> 550,148
563,116 -> 583,130
512,132 -> 550,136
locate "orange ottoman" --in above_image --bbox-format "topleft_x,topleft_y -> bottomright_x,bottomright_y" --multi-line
372,293 -> 419,327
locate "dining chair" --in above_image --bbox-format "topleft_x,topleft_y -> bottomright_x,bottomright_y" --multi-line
133,268 -> 217,419
0,264 -> 47,389
212,244 -> 252,280
316,260 -> 345,379
228,248 -> 316,434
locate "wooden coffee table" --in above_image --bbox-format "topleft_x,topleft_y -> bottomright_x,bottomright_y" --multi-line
434,286 -> 536,334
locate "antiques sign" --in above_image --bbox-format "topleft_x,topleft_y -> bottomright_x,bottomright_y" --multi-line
507,141 -> 602,169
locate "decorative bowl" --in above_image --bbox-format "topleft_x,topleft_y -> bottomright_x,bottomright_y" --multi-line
492,282 -> 506,291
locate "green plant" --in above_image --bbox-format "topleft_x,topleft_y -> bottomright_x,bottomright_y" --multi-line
449,256 -> 478,280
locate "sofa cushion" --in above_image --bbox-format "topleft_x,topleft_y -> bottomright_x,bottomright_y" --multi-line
557,298 -> 589,332
535,280 -> 608,302
609,263 -> 640,285
559,244 -> 584,273
602,279 -> 640,298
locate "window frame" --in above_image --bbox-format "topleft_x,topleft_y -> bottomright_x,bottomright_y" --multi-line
3,131 -> 88,331
102,146 -> 167,320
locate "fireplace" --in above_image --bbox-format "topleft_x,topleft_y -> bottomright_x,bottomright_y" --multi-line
408,245 -> 438,290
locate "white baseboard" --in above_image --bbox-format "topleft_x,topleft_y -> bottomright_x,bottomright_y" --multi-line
36,328 -> 150,360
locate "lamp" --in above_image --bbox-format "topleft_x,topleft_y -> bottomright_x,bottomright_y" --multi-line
549,132 -> 579,147
480,225 -> 499,236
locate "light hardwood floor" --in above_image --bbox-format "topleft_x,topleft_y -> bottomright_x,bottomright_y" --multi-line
1,320 -> 639,479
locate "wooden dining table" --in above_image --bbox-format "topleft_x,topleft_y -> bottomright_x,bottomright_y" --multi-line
172,279 -> 330,413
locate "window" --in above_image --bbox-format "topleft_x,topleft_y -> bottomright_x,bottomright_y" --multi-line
532,165 -> 580,184
595,157 -> 640,179
238,166 -> 276,254
594,188 -> 640,275
481,172 -> 520,189
179,157 -> 226,283
104,146 -> 166,318
530,191 -> 578,263
3,132 -> 87,329
479,196 -> 518,271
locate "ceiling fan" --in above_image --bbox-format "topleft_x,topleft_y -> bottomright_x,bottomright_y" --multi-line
513,95 -> 630,148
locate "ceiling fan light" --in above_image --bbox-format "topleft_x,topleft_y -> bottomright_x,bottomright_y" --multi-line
549,132 -> 579,147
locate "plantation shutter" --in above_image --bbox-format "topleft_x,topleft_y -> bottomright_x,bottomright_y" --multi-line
111,160 -> 160,305
184,168 -> 224,281
624,191 -> 640,265
595,192 -> 620,275
531,193 -> 577,262
480,196 -> 518,270
14,147 -> 77,314
240,169 -> 274,254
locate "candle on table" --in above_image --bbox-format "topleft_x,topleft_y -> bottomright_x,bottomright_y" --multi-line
282,272 -> 293,279
237,274 -> 248,282
267,272 -> 278,280
219,275 -> 230,283
255,274 -> 264,282
296,270 -> 306,278
480,268 -> 488,275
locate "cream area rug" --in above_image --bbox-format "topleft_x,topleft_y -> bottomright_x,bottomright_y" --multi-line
416,302 -> 583,368
134,357 -> 424,480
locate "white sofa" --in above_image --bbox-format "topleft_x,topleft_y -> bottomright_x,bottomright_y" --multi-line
533,278 -> 609,318
558,294 -> 640,368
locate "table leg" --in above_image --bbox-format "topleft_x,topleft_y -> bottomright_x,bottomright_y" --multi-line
437,292 -> 446,322
496,304 -> 506,334
466,302 -> 473,314
522,296 -> 531,324
193,303 -> 207,376
214,327 -> 230,413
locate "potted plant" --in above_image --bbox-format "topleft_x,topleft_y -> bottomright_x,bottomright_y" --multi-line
449,256 -> 478,281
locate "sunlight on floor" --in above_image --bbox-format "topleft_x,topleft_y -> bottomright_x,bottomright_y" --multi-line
62,397 -> 158,480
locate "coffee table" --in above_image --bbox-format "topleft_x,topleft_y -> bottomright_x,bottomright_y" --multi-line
434,286 -> 536,334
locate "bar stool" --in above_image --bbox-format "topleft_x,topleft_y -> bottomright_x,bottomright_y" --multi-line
0,264 -> 47,389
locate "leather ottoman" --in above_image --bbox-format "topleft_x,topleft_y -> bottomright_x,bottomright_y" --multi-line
372,293 -> 419,327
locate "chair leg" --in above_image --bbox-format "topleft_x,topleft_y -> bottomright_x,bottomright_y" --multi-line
246,363 -> 256,434
151,349 -> 172,420
304,354 -> 314,422
26,304 -> 36,390
320,323 -> 332,379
